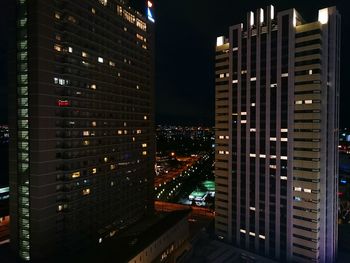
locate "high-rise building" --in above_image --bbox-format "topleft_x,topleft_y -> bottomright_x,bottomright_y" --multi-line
215,5 -> 340,262
9,0 -> 155,261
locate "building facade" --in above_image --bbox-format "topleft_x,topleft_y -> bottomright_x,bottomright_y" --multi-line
9,0 -> 155,261
215,6 -> 340,262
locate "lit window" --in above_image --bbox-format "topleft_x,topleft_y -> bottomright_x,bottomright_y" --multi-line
132,137 -> 136,142
294,187 -> 302,192
99,0 -> 107,6
304,189 -> 312,193
117,5 -> 123,16
91,84 -> 96,90
281,156 -> 287,160
124,27 -> 127,32
68,47 -> 73,53
137,130 -> 142,134
110,164 -> 116,170
295,100 -> 302,105
98,57 -> 104,63
249,232 -> 255,237
118,130 -> 123,135
269,165 -> 276,169
309,69 -> 313,75
305,100 -> 313,104
104,157 -> 108,162
136,18 -> 147,31
92,121 -> 97,127
142,143 -> 147,148
142,151 -> 147,156
219,136 -> 224,139
54,44 -> 62,52
219,73 -> 225,78
109,61 -> 115,67
219,151 -> 224,154
82,188 -> 91,195
92,168 -> 97,174
91,8 -> 96,14
58,205 -> 63,211
55,34 -> 61,41
55,12 -> 61,19
250,153 -> 256,157
294,196 -> 302,202
67,16 -> 76,23
136,85 -> 140,90
259,235 -> 265,240
250,128 -> 256,132
144,115 -> 148,120
82,51 -> 88,57
240,229 -> 246,234
225,151 -> 229,155
72,172 -> 80,178
83,131 -> 90,136
249,207 -> 256,211
83,140 -> 90,146
281,138 -> 288,142
281,176 -> 287,180
251,103 -> 256,107
225,136 -> 229,139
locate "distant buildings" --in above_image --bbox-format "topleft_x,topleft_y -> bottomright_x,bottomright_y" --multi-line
9,0 -> 155,261
215,5 -> 340,262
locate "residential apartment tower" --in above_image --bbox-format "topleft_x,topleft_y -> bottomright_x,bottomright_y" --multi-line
215,5 -> 340,263
9,0 -> 155,260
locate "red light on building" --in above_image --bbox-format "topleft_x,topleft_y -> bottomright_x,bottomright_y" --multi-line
57,100 -> 70,107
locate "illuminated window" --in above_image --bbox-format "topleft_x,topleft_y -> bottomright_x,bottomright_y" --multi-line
225,136 -> 229,139
219,151 -> 224,154
72,171 -> 80,178
295,100 -> 302,105
117,6 -> 123,16
83,131 -> 90,136
92,168 -> 97,174
142,151 -> 147,156
304,189 -> 312,193
281,176 -> 287,180
142,143 -> 147,148
144,115 -> 148,120
109,61 -> 115,67
58,205 -> 63,211
136,85 -> 140,90
67,16 -> 76,23
91,84 -> 96,90
136,18 -> 147,31
118,130 -> 123,135
68,47 -> 73,53
137,130 -> 142,134
91,8 -> 96,14
54,44 -> 62,52
110,164 -> 116,170
219,136 -> 224,139
92,121 -> 97,127
305,100 -> 313,104
55,12 -> 61,19
98,57 -> 104,63
219,73 -> 225,78
55,34 -> 61,41
82,51 -> 88,57
104,157 -> 108,162
99,0 -> 107,6
294,187 -> 302,192
124,10 -> 136,24
132,137 -> 136,142
83,140 -> 90,146
82,188 -> 91,195
309,69 -> 313,75
124,130 -> 128,135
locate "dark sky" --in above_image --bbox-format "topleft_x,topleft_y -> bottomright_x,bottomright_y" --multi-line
0,0 -> 348,127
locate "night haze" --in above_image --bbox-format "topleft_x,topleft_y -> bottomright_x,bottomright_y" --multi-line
0,0 -> 349,126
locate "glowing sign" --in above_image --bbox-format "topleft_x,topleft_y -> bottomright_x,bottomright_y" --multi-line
147,1 -> 155,23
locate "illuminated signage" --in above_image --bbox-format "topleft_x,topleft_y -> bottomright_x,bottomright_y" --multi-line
147,1 -> 155,23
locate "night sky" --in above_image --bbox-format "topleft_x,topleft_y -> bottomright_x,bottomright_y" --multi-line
0,0 -> 348,127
